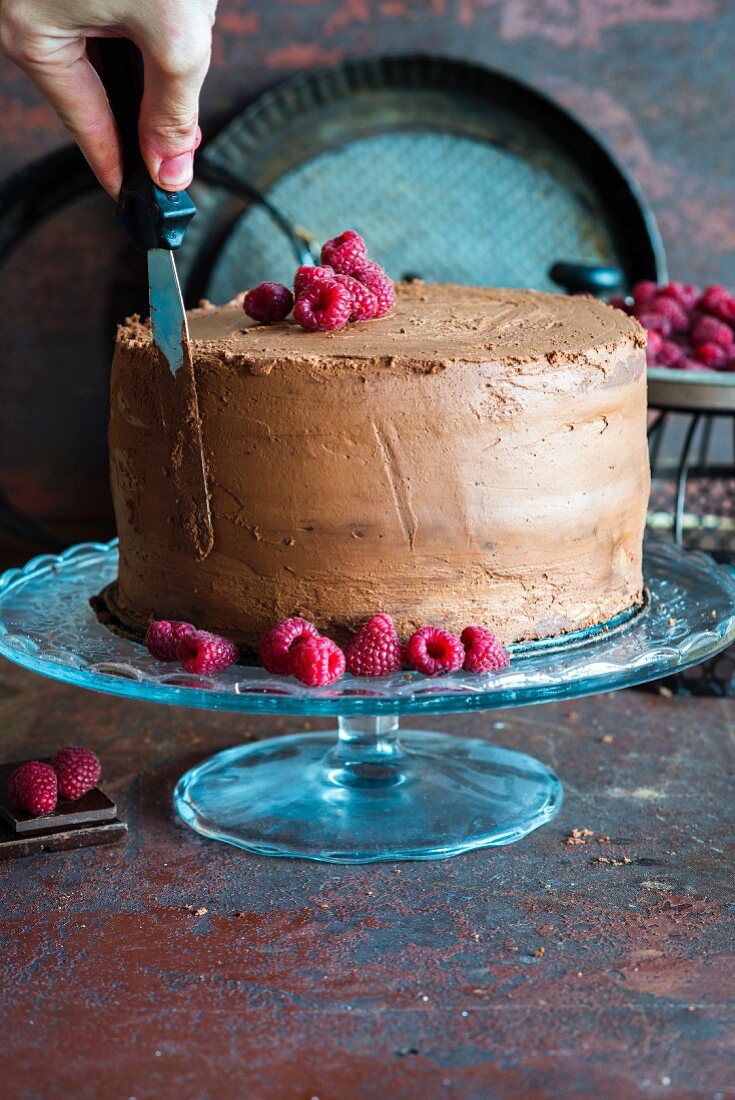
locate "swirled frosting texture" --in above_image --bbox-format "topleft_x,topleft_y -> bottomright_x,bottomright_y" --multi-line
109,283 -> 649,648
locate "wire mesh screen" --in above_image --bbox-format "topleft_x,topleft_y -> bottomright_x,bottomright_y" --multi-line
204,131 -> 618,304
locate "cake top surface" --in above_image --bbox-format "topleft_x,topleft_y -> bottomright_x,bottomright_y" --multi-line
118,282 -> 645,369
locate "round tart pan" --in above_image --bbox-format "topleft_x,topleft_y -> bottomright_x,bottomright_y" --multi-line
182,54 -> 665,302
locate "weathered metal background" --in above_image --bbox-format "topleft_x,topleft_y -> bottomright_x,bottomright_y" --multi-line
0,1 -> 733,539
0,661 -> 732,1097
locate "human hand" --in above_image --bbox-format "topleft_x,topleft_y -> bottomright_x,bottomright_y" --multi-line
0,0 -> 217,196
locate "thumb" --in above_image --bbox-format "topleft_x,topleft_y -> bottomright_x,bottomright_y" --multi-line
137,33 -> 211,190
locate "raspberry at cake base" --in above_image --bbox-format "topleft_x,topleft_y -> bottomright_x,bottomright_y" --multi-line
108,283 -> 649,652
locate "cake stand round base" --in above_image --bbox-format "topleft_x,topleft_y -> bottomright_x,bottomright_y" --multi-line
173,718 -> 562,863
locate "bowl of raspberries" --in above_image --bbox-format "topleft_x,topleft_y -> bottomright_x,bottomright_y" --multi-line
610,281 -> 735,410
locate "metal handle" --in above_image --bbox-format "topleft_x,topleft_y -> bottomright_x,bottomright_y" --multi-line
549,262 -> 623,297
95,38 -> 196,251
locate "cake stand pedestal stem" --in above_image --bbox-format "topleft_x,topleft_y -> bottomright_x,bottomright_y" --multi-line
326,716 -> 406,788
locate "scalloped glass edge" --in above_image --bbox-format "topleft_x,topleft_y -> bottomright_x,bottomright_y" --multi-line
0,537 -> 732,716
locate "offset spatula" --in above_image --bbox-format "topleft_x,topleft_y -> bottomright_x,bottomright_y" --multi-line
96,38 -> 213,560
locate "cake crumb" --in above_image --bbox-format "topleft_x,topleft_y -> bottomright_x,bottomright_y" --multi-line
194,906 -> 208,916
564,827 -> 594,845
601,734 -> 614,744
532,947 -> 545,958
593,855 -> 632,866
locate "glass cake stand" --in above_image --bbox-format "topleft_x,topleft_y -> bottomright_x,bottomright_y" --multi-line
0,538 -> 733,863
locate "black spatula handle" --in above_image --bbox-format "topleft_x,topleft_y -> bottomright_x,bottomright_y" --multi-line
96,37 -> 196,251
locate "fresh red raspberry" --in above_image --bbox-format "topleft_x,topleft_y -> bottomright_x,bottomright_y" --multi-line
8,761 -> 57,816
461,626 -> 510,674
709,296 -> 735,324
694,342 -> 728,368
690,315 -> 734,348
320,230 -> 369,275
243,282 -> 294,324
406,627 -> 465,676
145,620 -> 196,662
289,636 -> 346,687
696,285 -> 730,315
294,280 -> 352,332
293,264 -> 335,297
334,274 -> 379,321
53,746 -> 101,800
177,630 -> 239,675
635,311 -> 672,337
659,282 -> 699,309
654,340 -> 684,368
648,295 -> 689,332
632,281 -> 659,308
352,262 -> 395,318
345,614 -> 402,677
259,617 -> 319,675
645,330 -> 663,362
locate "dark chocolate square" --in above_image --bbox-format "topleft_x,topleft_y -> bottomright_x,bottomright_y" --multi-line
0,816 -> 127,860
0,760 -> 118,835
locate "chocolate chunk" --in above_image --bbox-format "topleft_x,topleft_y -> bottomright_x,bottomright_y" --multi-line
0,760 -> 118,836
0,817 -> 127,860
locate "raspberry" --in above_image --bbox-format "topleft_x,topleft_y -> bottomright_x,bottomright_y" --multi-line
243,282 -> 294,324
406,627 -> 464,676
352,262 -> 396,318
655,340 -> 684,368
696,285 -> 730,315
345,614 -> 402,677
709,297 -> 735,324
334,274 -> 379,321
145,620 -> 196,662
177,630 -> 239,675
694,342 -> 728,368
320,230 -> 368,275
53,746 -> 101,800
8,761 -> 57,816
690,316 -> 734,348
645,330 -> 663,362
461,626 -> 510,674
293,264 -> 335,297
289,636 -> 346,687
635,312 -> 672,337
659,282 -> 699,309
294,280 -> 352,332
259,617 -> 319,675
648,295 -> 689,332
632,281 -> 659,308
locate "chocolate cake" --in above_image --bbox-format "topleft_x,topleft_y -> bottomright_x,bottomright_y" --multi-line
108,283 -> 649,650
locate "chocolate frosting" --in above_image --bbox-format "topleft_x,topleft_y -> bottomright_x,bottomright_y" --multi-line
109,283 -> 649,647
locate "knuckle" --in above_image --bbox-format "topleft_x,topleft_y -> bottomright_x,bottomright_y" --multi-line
0,0 -> 35,60
149,113 -> 199,144
154,39 -> 209,79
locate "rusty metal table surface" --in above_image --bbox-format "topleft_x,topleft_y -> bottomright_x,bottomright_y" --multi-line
0,659 -> 733,1100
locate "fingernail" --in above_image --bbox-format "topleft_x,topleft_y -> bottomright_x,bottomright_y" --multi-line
158,151 -> 193,189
